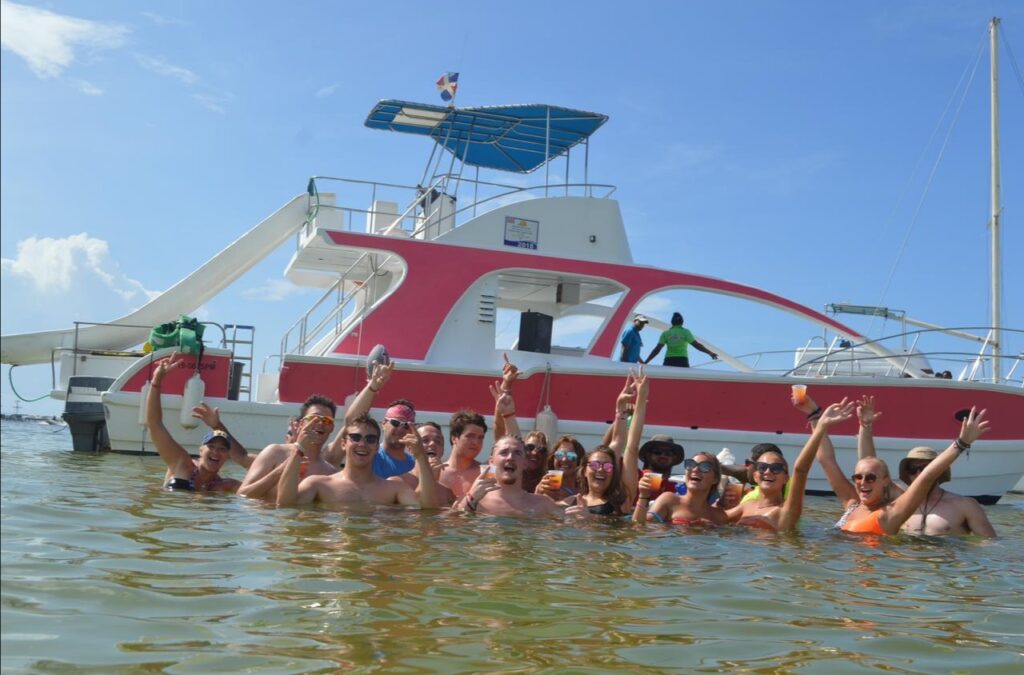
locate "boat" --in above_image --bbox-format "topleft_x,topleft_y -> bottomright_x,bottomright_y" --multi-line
2,21 -> 1020,502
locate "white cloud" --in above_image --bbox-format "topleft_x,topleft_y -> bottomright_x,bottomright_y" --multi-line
140,11 -> 184,27
191,92 -> 229,114
315,83 -> 339,98
241,279 -> 313,302
73,79 -> 103,95
0,0 -> 128,78
1,233 -> 159,302
135,54 -> 197,85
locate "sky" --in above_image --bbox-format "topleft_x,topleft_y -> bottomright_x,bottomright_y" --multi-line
2,0 -> 1022,416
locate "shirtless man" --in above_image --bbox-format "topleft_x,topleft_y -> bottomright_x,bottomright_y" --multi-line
237,395 -> 338,500
438,409 -> 489,500
455,436 -> 564,518
276,415 -> 437,509
855,395 -> 995,537
395,422 -> 456,507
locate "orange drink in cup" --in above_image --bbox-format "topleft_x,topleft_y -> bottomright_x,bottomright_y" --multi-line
791,384 -> 808,405
643,469 -> 664,493
481,464 -> 496,481
546,469 -> 564,490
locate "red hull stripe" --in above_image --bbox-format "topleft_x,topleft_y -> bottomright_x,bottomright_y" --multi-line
121,354 -> 232,398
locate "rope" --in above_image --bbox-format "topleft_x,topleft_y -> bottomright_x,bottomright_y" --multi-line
7,365 -> 50,402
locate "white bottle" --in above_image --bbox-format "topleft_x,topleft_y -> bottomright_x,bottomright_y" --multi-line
534,405 -> 558,444
138,381 -> 150,427
179,372 -> 205,429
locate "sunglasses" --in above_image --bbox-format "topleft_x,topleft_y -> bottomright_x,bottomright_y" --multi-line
683,459 -> 715,474
648,447 -> 674,456
385,418 -> 410,428
302,414 -> 335,428
905,463 -> 930,476
587,460 -> 615,473
347,432 -> 379,445
755,461 -> 787,474
851,473 -> 878,483
524,443 -> 548,454
554,450 -> 578,461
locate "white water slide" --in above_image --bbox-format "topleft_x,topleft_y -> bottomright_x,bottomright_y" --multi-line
1,194 -> 309,366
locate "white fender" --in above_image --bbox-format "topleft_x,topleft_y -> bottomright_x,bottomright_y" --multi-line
179,372 -> 205,429
535,405 -> 558,445
138,381 -> 150,427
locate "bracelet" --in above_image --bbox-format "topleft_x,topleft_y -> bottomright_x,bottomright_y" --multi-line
954,438 -> 971,454
466,496 -> 477,512
806,407 -> 822,420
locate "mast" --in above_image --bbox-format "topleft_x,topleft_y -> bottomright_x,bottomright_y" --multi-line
990,17 -> 1002,381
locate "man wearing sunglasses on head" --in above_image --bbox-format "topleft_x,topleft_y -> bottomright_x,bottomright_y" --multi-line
277,415 -> 437,509
853,396 -> 995,537
237,395 -> 340,501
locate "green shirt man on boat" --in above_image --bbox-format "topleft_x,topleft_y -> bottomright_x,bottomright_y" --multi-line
643,312 -> 718,367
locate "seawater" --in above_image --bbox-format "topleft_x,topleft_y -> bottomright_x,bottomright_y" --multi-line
2,420 -> 1022,673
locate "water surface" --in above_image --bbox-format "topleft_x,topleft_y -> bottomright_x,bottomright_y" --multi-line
2,420 -> 1022,672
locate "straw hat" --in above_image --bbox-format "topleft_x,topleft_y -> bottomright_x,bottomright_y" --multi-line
898,446 -> 951,485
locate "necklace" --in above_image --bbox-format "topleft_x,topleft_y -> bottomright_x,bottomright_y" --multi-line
915,488 -> 945,533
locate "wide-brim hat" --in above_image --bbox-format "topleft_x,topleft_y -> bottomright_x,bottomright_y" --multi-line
639,434 -> 684,466
898,446 -> 951,485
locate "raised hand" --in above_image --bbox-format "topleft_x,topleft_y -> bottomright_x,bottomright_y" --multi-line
633,365 -> 649,397
152,352 -> 183,385
638,472 -> 655,500
489,382 -> 516,416
468,464 -> 500,503
818,398 -> 856,428
191,401 -> 221,429
615,373 -> 638,413
400,426 -> 426,458
959,407 -> 991,446
368,361 -> 394,392
856,395 -> 882,426
500,353 -> 519,392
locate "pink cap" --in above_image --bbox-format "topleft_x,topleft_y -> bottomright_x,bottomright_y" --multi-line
385,404 -> 416,423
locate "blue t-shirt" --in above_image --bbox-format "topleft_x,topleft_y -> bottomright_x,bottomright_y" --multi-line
620,326 -> 643,363
372,447 -> 416,478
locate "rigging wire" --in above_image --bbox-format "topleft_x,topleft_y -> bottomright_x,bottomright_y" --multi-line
998,25 -> 1024,96
866,29 -> 988,337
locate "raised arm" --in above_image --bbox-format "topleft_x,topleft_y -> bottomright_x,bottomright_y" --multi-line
883,407 -> 990,533
856,395 -> 881,460
490,354 -> 519,440
622,368 -> 648,507
800,395 -> 859,508
146,353 -> 194,478
608,373 -> 637,455
191,401 -> 252,469
402,426 -> 437,509
276,446 -> 304,507
777,399 -> 855,530
343,361 -> 393,426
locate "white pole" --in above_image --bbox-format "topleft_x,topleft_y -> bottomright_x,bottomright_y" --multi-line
990,17 -> 1002,381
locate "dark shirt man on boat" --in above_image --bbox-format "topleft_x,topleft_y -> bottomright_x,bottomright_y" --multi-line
276,415 -> 437,509
619,314 -> 648,363
643,312 -> 718,367
438,409 -> 489,500
455,436 -> 564,518
237,395 -> 339,501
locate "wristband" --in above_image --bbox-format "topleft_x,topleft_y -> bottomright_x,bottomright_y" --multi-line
501,412 -> 517,418
954,438 -> 971,454
806,407 -> 822,420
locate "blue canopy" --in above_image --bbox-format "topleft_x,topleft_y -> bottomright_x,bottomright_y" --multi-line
365,100 -> 608,174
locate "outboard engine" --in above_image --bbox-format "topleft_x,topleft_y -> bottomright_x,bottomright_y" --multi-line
62,376 -> 114,452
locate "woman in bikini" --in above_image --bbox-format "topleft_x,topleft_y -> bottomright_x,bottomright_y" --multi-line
634,451 -> 729,526
148,353 -> 245,492
725,398 -> 855,530
819,405 -> 990,536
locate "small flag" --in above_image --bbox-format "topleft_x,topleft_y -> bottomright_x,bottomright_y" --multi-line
436,72 -> 459,103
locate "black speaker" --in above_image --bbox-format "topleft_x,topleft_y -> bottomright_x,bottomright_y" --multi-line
518,311 -> 552,353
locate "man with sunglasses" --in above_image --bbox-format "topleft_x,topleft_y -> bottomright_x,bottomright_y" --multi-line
637,435 -> 685,497
276,415 -> 437,509
238,395 -> 340,501
854,396 -> 995,537
455,436 -> 564,518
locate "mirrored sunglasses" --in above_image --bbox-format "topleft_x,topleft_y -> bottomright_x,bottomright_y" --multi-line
554,450 -> 578,461
587,460 -> 615,473
302,414 -> 335,428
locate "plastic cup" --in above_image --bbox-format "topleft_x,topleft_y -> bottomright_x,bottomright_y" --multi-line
481,464 -> 496,481
546,469 -> 564,489
724,482 -> 743,505
643,469 -> 663,493
791,384 -> 808,404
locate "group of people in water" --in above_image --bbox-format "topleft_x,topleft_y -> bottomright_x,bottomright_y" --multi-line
147,351 -> 997,537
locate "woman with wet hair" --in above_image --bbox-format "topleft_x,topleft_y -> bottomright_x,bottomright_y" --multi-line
725,399 -> 855,530
635,451 -> 728,526
820,407 -> 990,536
